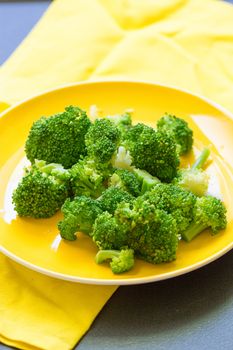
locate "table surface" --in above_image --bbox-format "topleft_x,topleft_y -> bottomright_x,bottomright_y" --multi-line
1,1 -> 233,349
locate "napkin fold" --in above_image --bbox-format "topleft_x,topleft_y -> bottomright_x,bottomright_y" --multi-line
1,0 -> 233,349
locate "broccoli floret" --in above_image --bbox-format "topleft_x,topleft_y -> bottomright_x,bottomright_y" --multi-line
124,124 -> 180,182
92,211 -> 130,250
12,160 -> 70,218
182,195 -> 227,242
97,186 -> 133,214
141,183 -> 196,233
94,198 -> 179,264
175,169 -> 209,197
157,114 -> 193,155
25,106 -> 91,168
95,249 -> 134,274
85,119 -> 120,163
109,169 -> 141,196
173,148 -> 210,196
106,112 -> 132,139
128,204 -> 179,264
58,196 -> 103,240
132,168 -> 160,194
69,157 -> 112,199
36,161 -> 69,181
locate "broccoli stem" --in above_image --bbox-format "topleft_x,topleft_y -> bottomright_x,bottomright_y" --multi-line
181,223 -> 207,242
95,250 -> 120,264
133,168 -> 160,194
191,148 -> 210,170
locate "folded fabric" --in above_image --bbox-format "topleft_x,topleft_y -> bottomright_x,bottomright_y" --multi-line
1,0 -> 233,349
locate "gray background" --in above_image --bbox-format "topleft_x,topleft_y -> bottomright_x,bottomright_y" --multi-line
1,1 -> 233,349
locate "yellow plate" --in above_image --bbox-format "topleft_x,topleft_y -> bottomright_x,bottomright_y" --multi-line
0,80 -> 233,285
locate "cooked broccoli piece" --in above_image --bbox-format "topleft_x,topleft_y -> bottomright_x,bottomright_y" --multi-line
97,186 -> 133,214
69,157 -> 112,199
191,147 -> 210,170
109,169 -> 141,196
12,160 -> 70,218
141,183 -> 196,233
111,145 -> 133,170
157,114 -> 193,155
36,161 -> 69,181
25,106 -> 91,168
85,119 -> 120,163
173,148 -> 210,196
175,169 -> 209,197
58,196 -> 103,240
95,249 -> 134,274
128,204 -> 179,264
93,197 -> 179,265
182,195 -> 227,242
92,211 -> 130,250
106,112 -> 132,139
124,123 -> 180,182
132,168 -> 160,194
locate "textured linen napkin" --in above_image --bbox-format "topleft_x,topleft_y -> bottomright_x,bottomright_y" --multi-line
1,0 -> 233,349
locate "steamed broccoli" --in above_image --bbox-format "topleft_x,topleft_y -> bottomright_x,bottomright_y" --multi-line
12,160 -> 70,218
97,186 -> 133,214
132,168 -> 160,194
157,114 -> 193,155
128,203 -> 179,264
93,198 -> 179,264
141,183 -> 196,233
69,157 -> 112,199
101,198 -> 179,264
124,124 -> 180,182
85,119 -> 120,163
109,169 -> 141,196
14,103 -> 228,274
111,145 -> 133,171
182,195 -> 227,242
95,249 -> 134,274
106,112 -> 132,139
92,211 -> 130,250
25,106 -> 91,168
58,196 -> 103,240
173,148 -> 210,196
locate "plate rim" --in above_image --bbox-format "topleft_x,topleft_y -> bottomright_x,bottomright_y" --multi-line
1,79 -> 233,121
1,79 -> 233,285
1,241 -> 233,285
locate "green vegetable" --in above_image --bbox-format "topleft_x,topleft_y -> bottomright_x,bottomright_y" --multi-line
124,123 -> 180,182
191,147 -> 210,170
14,104 -> 228,275
173,148 -> 210,196
109,169 -> 141,196
12,160 -> 70,218
182,195 -> 227,242
58,196 -> 103,240
102,198 -> 179,264
92,211 -> 130,250
132,168 -> 160,194
111,145 -> 133,171
25,106 -> 91,168
157,113 -> 193,155
128,205 -> 179,264
95,249 -> 134,274
141,183 -> 196,233
106,112 -> 132,139
97,186 -> 133,214
85,118 -> 120,163
69,157 -> 112,199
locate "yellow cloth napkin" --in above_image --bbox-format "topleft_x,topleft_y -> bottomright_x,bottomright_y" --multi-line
1,0 -> 233,349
